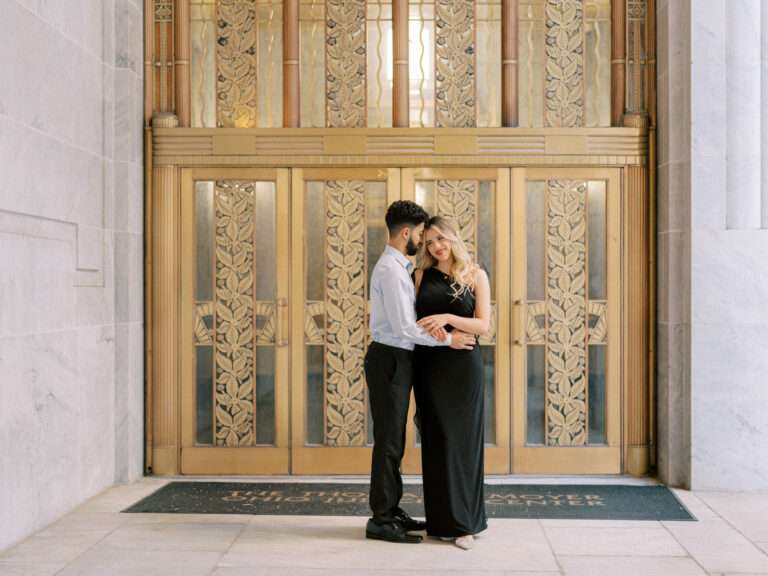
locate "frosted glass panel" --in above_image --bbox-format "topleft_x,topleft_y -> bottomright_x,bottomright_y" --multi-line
526,345 -> 546,444
367,1 -> 393,127
526,181 -> 546,301
196,346 -> 214,445
477,0 -> 502,127
409,2 -> 435,127
256,347 -> 276,445
306,346 -> 325,444
195,181 -> 214,301
587,181 -> 607,300
257,2 -> 283,127
190,0 -> 216,127
588,345 -> 606,444
478,181 -> 496,299
299,1 -> 326,127
305,182 -> 325,301
482,346 -> 496,445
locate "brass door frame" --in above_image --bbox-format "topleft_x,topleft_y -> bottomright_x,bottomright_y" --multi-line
179,167 -> 292,474
400,167 -> 512,475
289,167 -> 400,474
149,126 -> 651,476
510,167 -> 622,474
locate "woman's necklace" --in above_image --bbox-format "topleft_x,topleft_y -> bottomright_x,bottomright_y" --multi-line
435,262 -> 452,281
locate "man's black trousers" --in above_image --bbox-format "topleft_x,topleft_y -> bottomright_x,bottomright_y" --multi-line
364,341 -> 413,525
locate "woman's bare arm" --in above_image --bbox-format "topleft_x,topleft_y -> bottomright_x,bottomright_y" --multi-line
440,269 -> 491,336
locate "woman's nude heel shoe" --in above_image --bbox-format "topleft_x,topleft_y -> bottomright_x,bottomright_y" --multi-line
454,535 -> 474,550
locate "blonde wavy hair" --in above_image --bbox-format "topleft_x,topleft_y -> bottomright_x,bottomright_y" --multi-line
417,216 -> 480,298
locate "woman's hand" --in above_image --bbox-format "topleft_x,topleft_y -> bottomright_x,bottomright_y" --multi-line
428,326 -> 449,342
417,314 -> 452,334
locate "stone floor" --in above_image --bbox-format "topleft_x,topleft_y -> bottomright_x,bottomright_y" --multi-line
2,477 -> 768,576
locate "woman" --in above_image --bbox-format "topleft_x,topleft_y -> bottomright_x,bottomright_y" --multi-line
413,216 -> 491,550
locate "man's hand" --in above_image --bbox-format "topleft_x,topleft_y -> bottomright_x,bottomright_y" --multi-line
449,330 -> 475,350
428,326 -> 449,342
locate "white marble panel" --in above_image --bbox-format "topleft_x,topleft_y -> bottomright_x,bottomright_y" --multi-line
35,0 -> 104,62
691,321 -> 768,490
114,232 -> 143,323
114,161 -> 142,234
692,229 -> 768,326
0,117 -> 104,232
0,231 -> 75,336
114,321 -> 144,483
0,331 -> 81,549
1,0 -> 144,553
115,0 -> 142,73
75,231 -> 115,325
77,325 -> 117,497
763,0 -> 768,228
114,69 -> 140,164
724,0 -> 762,229
0,2 -> 104,156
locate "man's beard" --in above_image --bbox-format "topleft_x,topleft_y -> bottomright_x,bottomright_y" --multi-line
406,238 -> 419,256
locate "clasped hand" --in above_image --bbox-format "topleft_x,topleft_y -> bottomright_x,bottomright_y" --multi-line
418,314 -> 474,350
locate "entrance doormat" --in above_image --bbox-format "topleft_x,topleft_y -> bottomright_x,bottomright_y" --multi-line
123,482 -> 695,521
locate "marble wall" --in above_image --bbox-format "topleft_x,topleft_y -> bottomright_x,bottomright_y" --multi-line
0,0 -> 144,550
689,0 -> 768,491
658,0 -> 768,490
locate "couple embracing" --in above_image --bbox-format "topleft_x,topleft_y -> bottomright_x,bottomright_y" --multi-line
364,200 -> 490,550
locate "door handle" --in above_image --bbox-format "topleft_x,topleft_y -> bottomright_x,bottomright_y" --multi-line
512,299 -> 525,346
276,298 -> 288,347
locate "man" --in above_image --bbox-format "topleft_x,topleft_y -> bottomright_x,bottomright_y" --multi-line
364,200 -> 476,544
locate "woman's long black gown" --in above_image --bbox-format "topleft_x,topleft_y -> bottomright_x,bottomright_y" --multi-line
414,266 -> 487,537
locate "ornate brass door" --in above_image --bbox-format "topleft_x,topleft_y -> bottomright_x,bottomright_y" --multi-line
400,168 -> 512,475
180,168 -> 291,474
290,168 -> 400,473
176,165 -> 622,476
511,168 -> 622,473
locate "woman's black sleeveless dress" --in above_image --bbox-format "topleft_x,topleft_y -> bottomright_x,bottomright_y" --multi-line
414,266 -> 487,537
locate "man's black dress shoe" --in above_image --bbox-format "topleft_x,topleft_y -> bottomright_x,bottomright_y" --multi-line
365,519 -> 422,543
393,509 -> 427,532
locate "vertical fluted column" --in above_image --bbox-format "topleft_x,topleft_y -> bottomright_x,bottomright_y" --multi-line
502,0 -> 518,126
151,113 -> 180,475
624,156 -> 650,476
174,0 -> 191,126
611,0 -> 626,125
393,0 -> 409,127
726,1 -> 762,229
283,0 -> 300,127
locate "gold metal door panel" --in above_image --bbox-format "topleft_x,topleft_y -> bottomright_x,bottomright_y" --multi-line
180,168 -> 291,474
290,168 -> 400,474
401,168 -> 512,475
176,165 -> 623,476
511,167 -> 622,474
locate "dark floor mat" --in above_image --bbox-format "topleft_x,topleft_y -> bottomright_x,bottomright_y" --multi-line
123,482 -> 695,521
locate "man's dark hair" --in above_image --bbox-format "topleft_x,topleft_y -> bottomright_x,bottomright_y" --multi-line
385,200 -> 429,237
